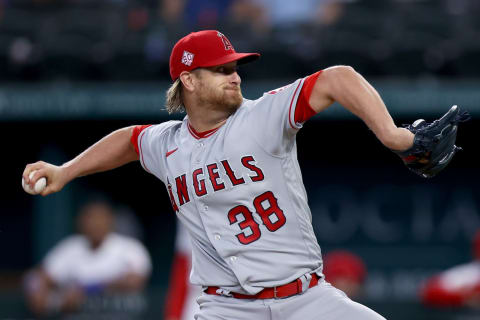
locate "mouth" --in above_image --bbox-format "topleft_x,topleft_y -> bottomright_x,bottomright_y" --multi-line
225,88 -> 241,96
225,85 -> 240,91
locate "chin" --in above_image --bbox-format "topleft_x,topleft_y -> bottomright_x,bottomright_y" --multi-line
221,93 -> 242,112
228,98 -> 243,112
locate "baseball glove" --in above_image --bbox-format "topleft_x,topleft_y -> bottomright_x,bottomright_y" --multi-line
394,105 -> 470,178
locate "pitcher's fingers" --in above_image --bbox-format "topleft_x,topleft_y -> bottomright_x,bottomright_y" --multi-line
31,168 -> 49,186
23,161 -> 46,184
23,164 -> 37,184
27,167 -> 41,189
41,184 -> 58,196
40,186 -> 50,196
22,164 -> 35,183
40,186 -> 51,197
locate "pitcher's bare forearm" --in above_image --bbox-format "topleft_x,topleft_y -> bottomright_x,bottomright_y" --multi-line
23,126 -> 138,195
309,66 -> 414,151
63,126 -> 138,179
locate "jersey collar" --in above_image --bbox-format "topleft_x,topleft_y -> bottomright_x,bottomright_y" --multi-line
187,121 -> 223,139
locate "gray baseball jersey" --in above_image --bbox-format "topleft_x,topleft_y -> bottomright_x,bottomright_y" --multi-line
134,74 -> 323,295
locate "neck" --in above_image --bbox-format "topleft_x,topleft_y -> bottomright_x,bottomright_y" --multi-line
89,240 -> 103,250
187,113 -> 229,133
184,99 -> 234,133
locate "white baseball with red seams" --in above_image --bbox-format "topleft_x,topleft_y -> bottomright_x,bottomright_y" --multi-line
22,170 -> 47,195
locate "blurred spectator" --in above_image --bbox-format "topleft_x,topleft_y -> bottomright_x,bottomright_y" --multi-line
159,0 -> 187,26
254,0 -> 349,27
23,199 -> 152,318
114,204 -> 146,241
158,0 -> 266,32
3,0 -> 480,81
226,0 -> 269,34
323,250 -> 367,300
127,6 -> 149,32
164,222 -> 201,320
420,230 -> 480,308
159,0 -> 234,29
249,0 -> 350,63
184,0 -> 234,29
150,0 -> 268,67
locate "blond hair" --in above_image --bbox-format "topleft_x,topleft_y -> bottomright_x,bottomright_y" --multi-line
165,78 -> 185,114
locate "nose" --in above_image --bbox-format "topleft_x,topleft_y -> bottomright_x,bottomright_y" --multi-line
230,71 -> 241,86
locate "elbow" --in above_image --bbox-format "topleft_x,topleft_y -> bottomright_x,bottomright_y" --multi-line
322,65 -> 358,96
307,65 -> 359,113
325,65 -> 357,77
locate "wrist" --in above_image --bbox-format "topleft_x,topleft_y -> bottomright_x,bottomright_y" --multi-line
381,127 -> 414,151
395,127 -> 415,151
60,161 -> 79,183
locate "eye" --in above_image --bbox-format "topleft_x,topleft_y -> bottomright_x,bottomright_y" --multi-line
213,65 -> 238,75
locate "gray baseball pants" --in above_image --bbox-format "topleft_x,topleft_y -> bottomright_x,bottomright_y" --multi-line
195,280 -> 386,320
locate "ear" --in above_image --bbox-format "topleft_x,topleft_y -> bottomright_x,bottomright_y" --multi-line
179,71 -> 196,92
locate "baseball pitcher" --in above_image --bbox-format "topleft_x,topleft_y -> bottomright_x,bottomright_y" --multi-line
23,30 -> 468,319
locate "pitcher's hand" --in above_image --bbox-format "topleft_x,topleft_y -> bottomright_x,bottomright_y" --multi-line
22,161 -> 71,196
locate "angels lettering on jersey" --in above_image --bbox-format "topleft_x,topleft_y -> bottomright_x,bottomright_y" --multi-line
167,155 -> 264,212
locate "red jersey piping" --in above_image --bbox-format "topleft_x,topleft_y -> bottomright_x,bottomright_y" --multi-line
287,80 -> 304,130
138,129 -> 151,173
187,122 -> 222,139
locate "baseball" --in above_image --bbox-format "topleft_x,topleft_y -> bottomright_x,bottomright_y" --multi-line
22,170 -> 47,195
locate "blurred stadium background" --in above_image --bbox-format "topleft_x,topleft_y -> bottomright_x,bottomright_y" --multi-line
1,0 -> 479,319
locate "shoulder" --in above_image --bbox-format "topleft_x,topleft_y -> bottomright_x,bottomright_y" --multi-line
52,235 -> 86,251
234,79 -> 304,118
444,261 -> 480,277
145,120 -> 182,137
254,78 -> 305,105
44,235 -> 87,263
432,261 -> 480,290
137,120 -> 182,153
107,233 -> 148,252
107,234 -> 151,267
232,99 -> 254,116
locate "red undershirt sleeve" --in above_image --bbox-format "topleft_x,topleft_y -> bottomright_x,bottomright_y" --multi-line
294,70 -> 323,124
130,125 -> 152,155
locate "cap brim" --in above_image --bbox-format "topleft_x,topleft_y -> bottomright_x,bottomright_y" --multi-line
201,52 -> 260,68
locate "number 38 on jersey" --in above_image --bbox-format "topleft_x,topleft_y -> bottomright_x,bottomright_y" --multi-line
228,191 -> 286,245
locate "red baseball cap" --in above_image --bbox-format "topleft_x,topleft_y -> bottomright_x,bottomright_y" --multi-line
169,30 -> 260,81
323,251 -> 367,283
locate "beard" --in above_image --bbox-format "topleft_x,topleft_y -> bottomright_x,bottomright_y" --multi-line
197,82 -> 243,115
